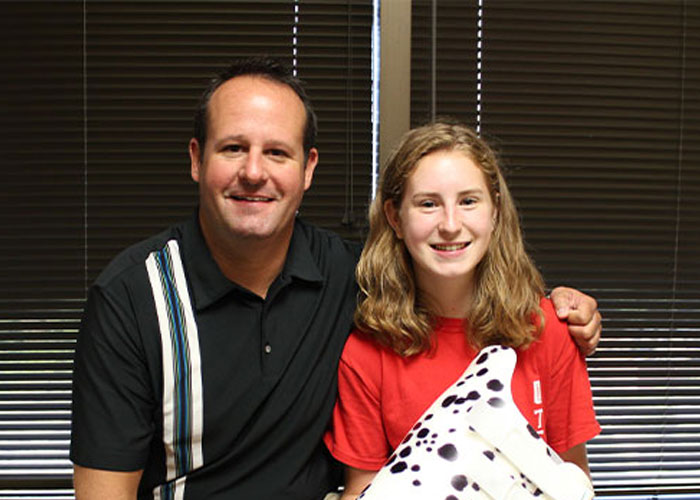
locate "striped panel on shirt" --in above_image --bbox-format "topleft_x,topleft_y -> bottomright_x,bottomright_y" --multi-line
146,239 -> 204,500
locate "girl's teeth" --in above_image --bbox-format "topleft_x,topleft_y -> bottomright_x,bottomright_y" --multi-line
433,243 -> 466,251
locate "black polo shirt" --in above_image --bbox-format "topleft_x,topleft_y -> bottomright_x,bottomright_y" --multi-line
71,213 -> 361,499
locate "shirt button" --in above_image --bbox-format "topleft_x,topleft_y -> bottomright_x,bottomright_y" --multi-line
264,343 -> 272,354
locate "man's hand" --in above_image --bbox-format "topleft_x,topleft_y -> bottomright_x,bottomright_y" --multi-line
550,286 -> 601,356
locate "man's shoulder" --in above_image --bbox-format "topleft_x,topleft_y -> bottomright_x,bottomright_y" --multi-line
295,218 -> 362,264
94,221 -> 186,289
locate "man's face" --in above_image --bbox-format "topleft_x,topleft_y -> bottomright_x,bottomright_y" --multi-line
190,75 -> 317,249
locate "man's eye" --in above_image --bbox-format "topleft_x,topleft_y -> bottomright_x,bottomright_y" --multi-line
268,149 -> 287,157
224,144 -> 242,153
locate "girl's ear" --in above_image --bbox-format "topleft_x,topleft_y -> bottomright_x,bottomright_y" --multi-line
384,199 -> 404,239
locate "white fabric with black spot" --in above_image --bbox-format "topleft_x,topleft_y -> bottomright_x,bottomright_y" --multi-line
358,345 -> 594,500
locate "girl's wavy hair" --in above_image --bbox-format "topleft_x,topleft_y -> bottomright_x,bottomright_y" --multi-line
355,121 -> 545,356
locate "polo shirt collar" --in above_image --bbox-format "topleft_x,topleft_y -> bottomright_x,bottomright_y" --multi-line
281,219 -> 324,285
182,213 -> 323,310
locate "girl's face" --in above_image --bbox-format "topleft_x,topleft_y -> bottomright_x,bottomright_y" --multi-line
385,149 -> 497,293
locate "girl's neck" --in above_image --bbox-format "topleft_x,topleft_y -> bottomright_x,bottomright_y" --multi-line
418,278 -> 475,319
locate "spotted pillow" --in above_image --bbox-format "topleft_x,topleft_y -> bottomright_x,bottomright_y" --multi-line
358,345 -> 594,500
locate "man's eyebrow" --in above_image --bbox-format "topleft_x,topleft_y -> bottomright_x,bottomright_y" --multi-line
215,134 -> 246,144
213,135 -> 294,149
264,140 -> 295,150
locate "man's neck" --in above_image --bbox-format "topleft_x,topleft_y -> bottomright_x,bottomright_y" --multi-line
202,224 -> 293,300
216,247 -> 287,299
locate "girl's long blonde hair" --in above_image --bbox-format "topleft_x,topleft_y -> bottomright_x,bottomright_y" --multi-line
355,121 -> 545,356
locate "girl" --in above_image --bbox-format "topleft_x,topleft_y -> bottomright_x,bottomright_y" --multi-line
324,122 -> 600,499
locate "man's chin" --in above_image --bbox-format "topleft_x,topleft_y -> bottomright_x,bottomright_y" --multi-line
226,221 -> 294,243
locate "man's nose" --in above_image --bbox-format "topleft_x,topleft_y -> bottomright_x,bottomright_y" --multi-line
239,151 -> 268,185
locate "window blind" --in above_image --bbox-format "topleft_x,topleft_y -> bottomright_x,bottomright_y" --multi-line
0,1 -> 84,494
0,1 -> 372,496
410,0 -> 478,127
412,1 -> 700,496
296,0 -> 373,237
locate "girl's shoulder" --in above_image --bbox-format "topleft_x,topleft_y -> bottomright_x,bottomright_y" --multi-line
527,297 -> 582,374
536,296 -> 570,344
341,328 -> 389,367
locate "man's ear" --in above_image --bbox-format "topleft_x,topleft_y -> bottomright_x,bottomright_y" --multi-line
383,199 -> 403,239
303,147 -> 319,191
189,138 -> 202,182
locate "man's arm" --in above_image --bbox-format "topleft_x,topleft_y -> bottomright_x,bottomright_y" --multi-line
73,465 -> 143,500
550,286 -> 602,356
71,284 -> 154,496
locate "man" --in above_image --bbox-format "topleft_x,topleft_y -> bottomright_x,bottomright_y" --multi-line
70,57 -> 601,499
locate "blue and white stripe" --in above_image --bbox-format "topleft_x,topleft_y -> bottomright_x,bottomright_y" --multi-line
146,239 -> 204,500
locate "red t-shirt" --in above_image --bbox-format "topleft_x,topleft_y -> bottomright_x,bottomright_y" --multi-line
324,298 -> 600,471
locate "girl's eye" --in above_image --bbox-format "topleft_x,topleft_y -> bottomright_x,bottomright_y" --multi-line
461,197 -> 476,206
419,200 -> 436,208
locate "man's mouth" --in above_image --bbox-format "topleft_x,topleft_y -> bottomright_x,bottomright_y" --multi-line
230,195 -> 274,202
431,242 -> 469,251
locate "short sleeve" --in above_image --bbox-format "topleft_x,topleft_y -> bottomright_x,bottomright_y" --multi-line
70,282 -> 156,470
323,333 -> 391,471
539,299 -> 601,453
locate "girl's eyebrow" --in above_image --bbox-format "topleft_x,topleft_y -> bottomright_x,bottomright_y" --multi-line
410,187 -> 486,198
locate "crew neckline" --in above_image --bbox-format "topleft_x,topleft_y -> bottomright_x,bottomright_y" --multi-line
434,316 -> 468,335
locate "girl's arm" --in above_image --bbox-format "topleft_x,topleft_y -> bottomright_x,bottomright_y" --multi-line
560,442 -> 591,478
339,466 -> 378,500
